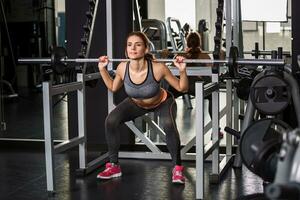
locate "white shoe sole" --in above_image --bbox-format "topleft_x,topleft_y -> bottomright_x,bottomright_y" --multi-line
172,179 -> 185,184
97,172 -> 122,179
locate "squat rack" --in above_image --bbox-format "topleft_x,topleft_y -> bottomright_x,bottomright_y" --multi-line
18,0 -> 289,199
41,65 -> 232,200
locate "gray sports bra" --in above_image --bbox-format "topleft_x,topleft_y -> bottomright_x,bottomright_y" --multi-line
123,60 -> 160,99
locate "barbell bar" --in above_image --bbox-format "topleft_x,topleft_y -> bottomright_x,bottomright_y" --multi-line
18,57 -> 285,65
18,46 -> 286,77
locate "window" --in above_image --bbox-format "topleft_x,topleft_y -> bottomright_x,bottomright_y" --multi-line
241,0 -> 288,22
165,0 -> 196,29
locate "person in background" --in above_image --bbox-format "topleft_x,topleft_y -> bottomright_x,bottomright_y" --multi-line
97,31 -> 188,184
168,31 -> 212,117
167,31 -> 223,138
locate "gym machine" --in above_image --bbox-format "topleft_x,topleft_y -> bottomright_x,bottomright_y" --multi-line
141,19 -> 168,51
166,17 -> 187,52
263,56 -> 300,200
265,128 -> 300,199
227,53 -> 300,199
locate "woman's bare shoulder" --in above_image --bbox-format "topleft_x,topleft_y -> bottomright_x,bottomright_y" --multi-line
152,61 -> 167,71
198,52 -> 211,59
152,62 -> 169,80
116,62 -> 127,78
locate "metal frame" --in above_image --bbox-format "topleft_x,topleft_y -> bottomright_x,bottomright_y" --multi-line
166,17 -> 187,52
225,0 -> 245,168
133,0 -> 142,31
82,0 -> 100,74
42,73 -> 109,194
106,0 -> 114,112
232,0 -> 244,149
195,76 -> 234,199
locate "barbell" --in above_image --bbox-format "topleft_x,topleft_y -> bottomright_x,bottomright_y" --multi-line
18,46 -> 286,77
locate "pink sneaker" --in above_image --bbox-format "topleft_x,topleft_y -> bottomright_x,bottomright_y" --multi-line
172,165 -> 185,184
211,131 -> 224,140
97,163 -> 122,179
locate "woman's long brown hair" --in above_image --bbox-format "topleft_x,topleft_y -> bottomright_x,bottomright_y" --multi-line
186,32 -> 202,59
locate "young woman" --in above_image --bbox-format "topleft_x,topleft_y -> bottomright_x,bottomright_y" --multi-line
97,31 -> 188,184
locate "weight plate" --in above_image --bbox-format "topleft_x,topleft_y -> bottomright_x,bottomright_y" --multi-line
236,77 -> 253,100
228,46 -> 239,78
250,73 -> 291,115
51,47 -> 68,74
240,118 -> 291,182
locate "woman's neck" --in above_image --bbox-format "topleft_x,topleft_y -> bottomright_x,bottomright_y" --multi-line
129,58 -> 146,72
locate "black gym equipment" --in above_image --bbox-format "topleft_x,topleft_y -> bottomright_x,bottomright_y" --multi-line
228,46 -> 239,78
249,42 -> 291,59
233,55 -> 300,164
235,77 -> 253,101
51,46 -> 68,74
234,46 -> 286,102
250,70 -> 291,115
240,118 -> 291,182
265,128 -> 300,200
212,0 -> 224,74
231,52 -> 300,199
233,63 -> 260,101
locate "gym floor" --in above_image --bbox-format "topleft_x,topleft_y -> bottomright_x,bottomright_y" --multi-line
0,89 -> 265,200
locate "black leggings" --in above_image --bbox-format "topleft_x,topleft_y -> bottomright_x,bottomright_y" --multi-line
105,94 -> 182,165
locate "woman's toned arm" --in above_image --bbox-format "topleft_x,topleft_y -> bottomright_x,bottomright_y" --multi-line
98,56 -> 124,92
161,56 -> 188,92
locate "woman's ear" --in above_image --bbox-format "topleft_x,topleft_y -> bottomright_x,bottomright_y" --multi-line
145,46 -> 149,54
185,47 -> 191,52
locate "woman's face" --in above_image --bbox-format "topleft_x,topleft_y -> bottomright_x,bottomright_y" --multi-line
126,35 -> 148,59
